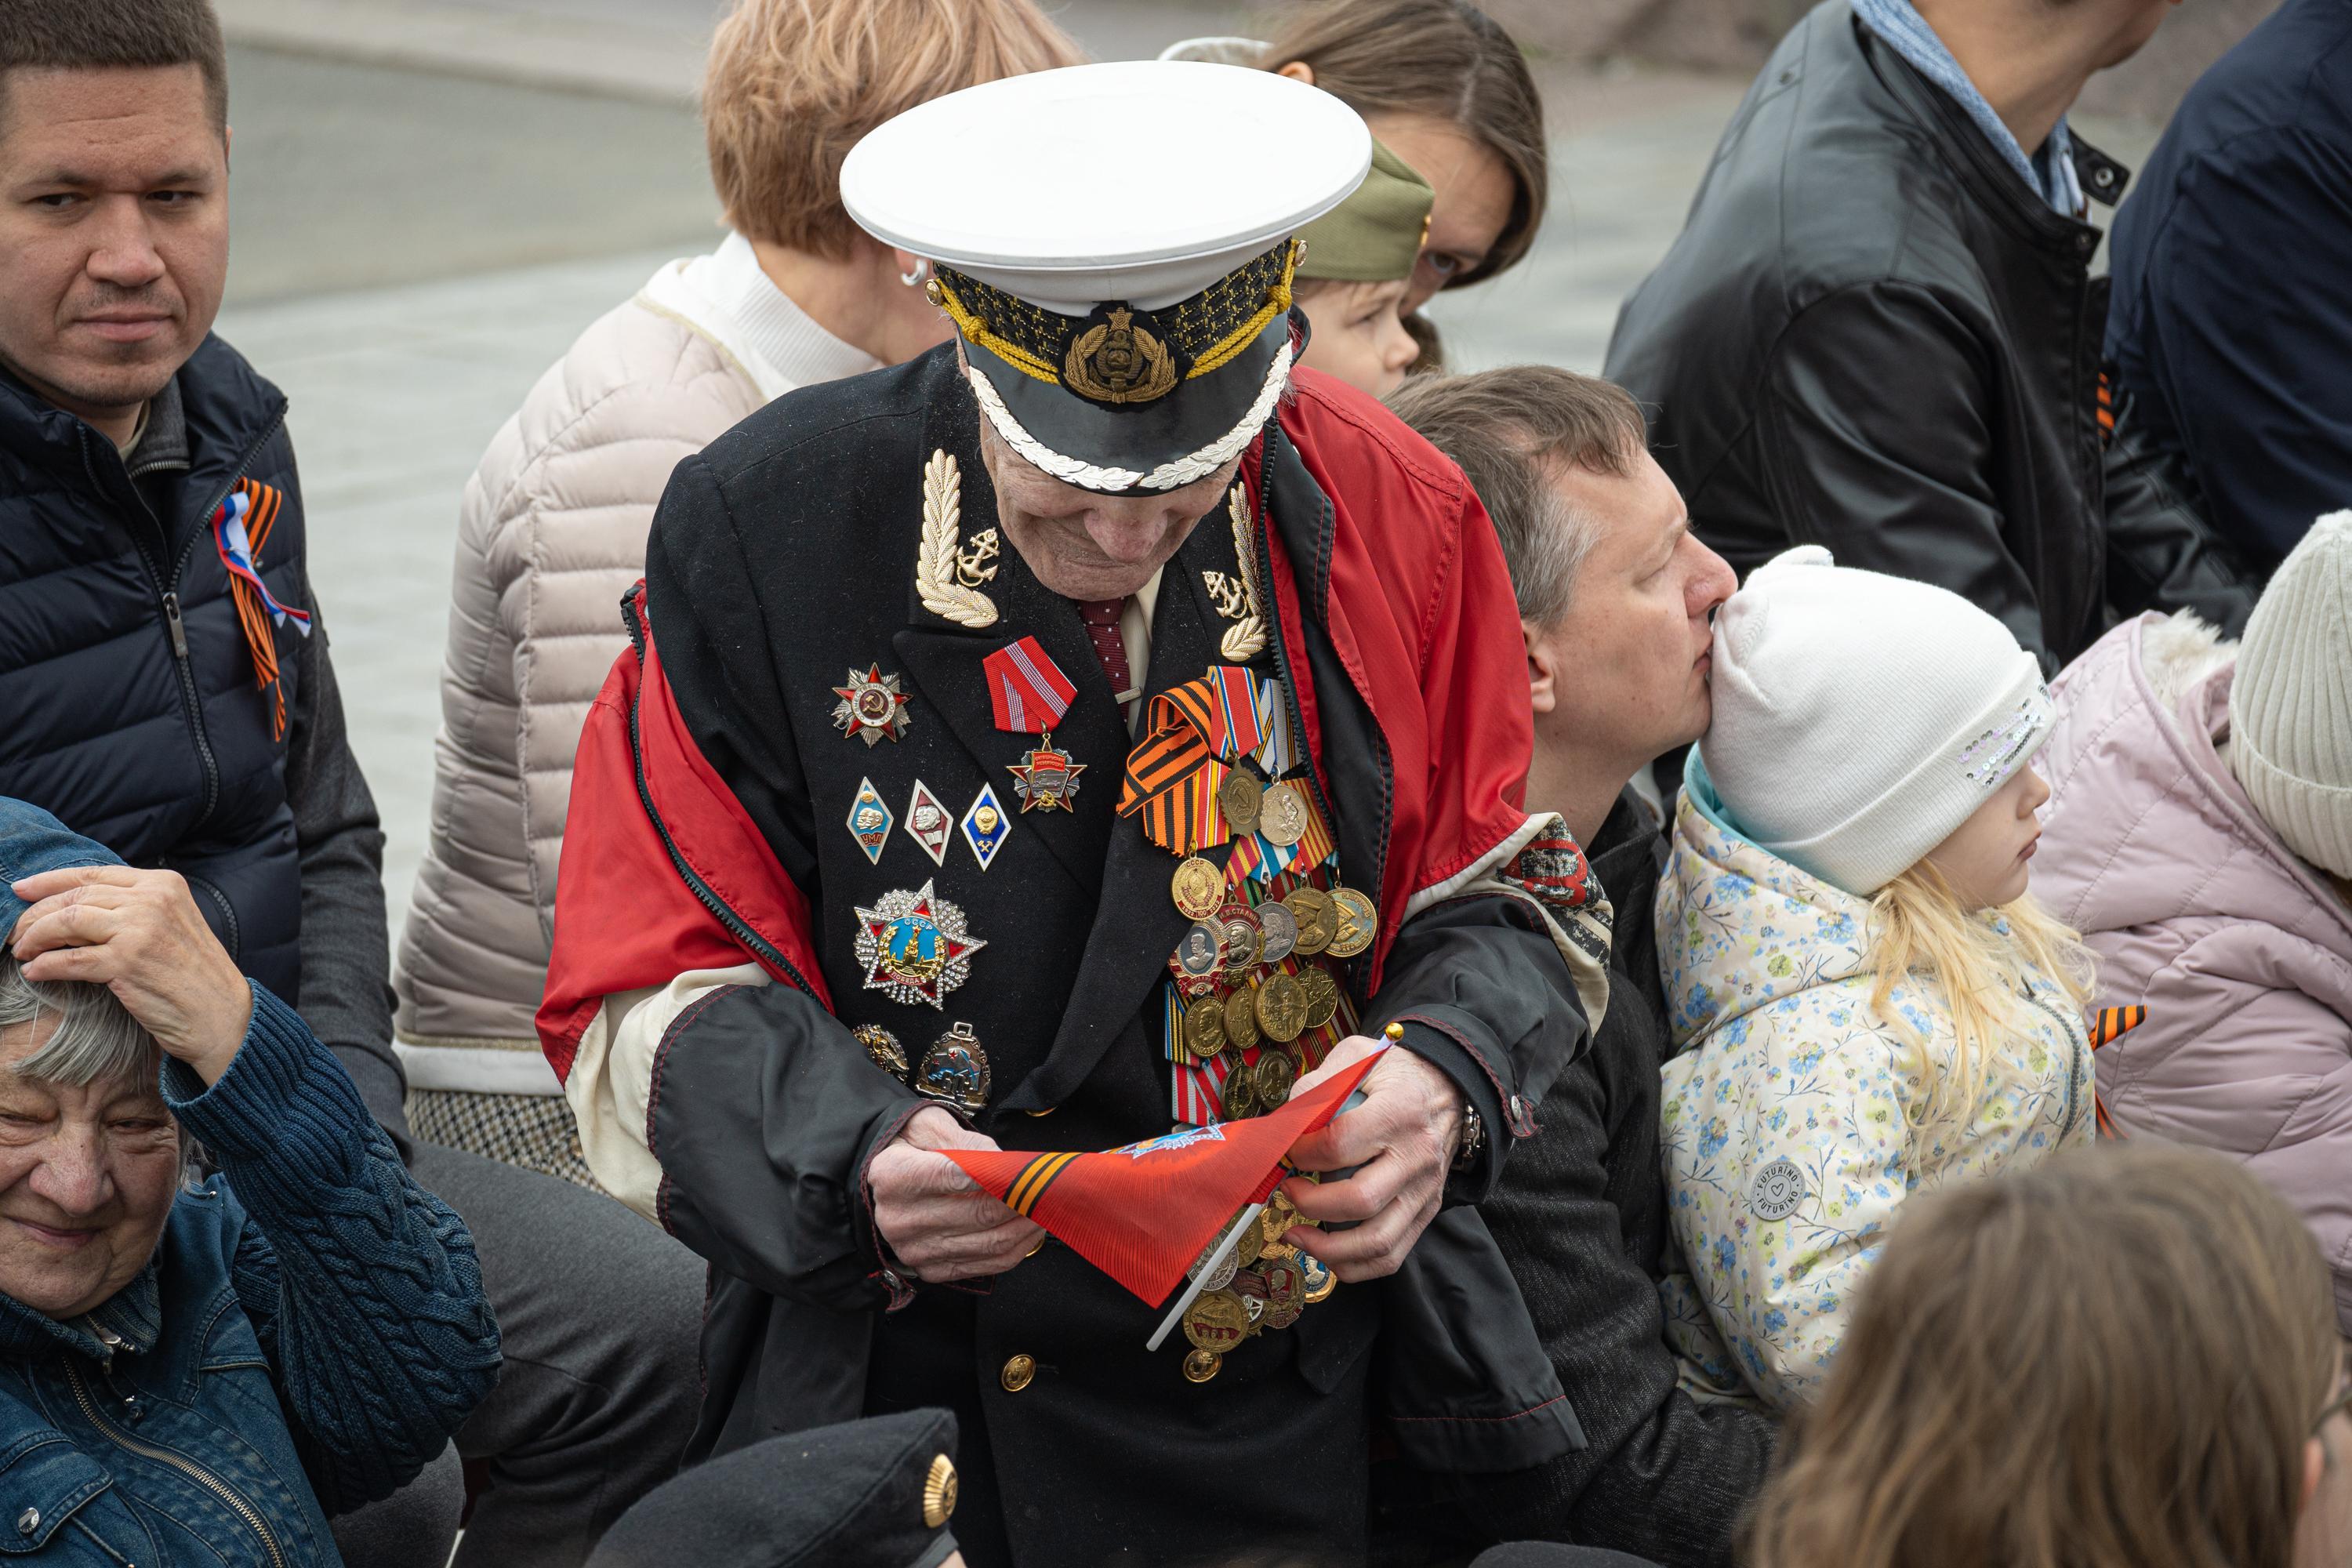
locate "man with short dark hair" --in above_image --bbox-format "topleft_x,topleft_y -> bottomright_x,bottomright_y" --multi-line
1605,0 -> 2259,675
1388,365 -> 1775,1568
0,2 -> 701,1563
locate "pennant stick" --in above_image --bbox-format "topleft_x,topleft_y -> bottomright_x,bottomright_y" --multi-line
1143,1069 -> 1381,1352
1146,1202 -> 1265,1352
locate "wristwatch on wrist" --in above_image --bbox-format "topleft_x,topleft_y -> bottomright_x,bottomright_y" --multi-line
1451,1098 -> 1485,1172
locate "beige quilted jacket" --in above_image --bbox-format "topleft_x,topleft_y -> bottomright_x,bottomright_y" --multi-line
395,236 -> 881,1100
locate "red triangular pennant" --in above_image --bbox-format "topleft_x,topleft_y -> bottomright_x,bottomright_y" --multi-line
942,1050 -> 1382,1306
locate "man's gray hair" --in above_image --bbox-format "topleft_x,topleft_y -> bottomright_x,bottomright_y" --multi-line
0,951 -> 159,1089
1386,365 -> 1649,629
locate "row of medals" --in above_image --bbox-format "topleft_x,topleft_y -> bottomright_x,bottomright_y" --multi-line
1167,768 -> 1377,1384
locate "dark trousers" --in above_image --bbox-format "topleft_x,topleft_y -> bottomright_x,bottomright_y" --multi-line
332,1142 -> 706,1567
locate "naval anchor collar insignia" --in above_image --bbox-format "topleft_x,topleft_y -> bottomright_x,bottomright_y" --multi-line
853,880 -> 987,1009
1009,731 -> 1087,813
833,666 -> 913,746
916,449 -> 1000,630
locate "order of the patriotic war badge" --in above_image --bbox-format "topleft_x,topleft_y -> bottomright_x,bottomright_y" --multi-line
832,665 -> 913,746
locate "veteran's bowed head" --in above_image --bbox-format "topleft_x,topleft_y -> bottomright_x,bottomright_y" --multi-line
841,61 -> 1374,496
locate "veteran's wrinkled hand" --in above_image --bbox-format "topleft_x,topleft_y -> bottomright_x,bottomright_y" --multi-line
1278,1033 -> 1465,1282
10,866 -> 253,1086
869,1104 -> 1046,1283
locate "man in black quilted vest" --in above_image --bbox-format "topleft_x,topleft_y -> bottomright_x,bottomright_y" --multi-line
0,2 -> 702,1563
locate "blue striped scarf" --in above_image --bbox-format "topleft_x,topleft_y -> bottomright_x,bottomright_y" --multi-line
1849,0 -> 2082,216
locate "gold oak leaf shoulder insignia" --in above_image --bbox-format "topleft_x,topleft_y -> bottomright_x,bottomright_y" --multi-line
1203,482 -> 1267,661
916,448 -> 999,629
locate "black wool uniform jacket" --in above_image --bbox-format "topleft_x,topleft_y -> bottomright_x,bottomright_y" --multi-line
579,347 -> 1590,1568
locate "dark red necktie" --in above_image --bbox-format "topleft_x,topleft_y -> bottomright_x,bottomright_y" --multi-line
1080,597 -> 1133,702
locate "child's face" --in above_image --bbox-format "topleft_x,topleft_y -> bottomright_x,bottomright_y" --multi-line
1922,764 -> 2050,910
1294,278 -> 1420,398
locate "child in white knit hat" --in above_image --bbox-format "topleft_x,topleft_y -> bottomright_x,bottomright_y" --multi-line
1655,545 -> 2097,1410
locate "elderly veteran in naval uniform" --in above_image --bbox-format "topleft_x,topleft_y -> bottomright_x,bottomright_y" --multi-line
539,62 -> 1603,1568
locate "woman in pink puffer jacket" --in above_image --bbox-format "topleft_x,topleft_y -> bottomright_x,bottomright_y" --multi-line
2035,514 -> 2352,1329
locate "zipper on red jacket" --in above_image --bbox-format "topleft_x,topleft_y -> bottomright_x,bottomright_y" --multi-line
619,587 -> 822,1003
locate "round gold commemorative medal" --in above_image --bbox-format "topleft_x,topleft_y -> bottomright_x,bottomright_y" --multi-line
1258,781 -> 1309,847
1254,973 -> 1308,1044
1182,1290 -> 1250,1354
1252,1046 -> 1298,1105
1221,985 -> 1262,1052
1297,965 -> 1341,1031
1221,1065 -> 1259,1121
1283,886 -> 1336,956
1171,856 -> 1225,920
1184,992 -> 1231,1058
1327,887 -> 1377,960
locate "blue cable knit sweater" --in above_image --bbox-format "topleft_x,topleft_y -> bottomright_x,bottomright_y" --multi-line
0,985 -> 502,1564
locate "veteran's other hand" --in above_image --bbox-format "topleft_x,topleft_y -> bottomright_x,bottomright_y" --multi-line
1279,1033 -> 1463,1282
870,1105 -> 1045,1283
9,866 -> 252,1086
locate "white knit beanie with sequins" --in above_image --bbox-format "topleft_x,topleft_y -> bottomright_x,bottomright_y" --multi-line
1700,546 -> 2053,895
2230,510 -> 2352,880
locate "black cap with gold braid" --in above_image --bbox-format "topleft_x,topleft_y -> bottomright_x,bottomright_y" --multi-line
585,1410 -> 962,1568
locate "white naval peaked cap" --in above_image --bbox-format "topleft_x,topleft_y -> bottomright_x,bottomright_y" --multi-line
840,60 -> 1373,312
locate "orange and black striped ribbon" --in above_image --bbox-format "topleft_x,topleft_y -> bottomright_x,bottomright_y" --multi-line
1003,1150 -> 1081,1218
227,478 -> 292,740
2087,1005 -> 2144,1050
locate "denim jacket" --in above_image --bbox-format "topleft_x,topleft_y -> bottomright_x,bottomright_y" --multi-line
0,800 -> 502,1563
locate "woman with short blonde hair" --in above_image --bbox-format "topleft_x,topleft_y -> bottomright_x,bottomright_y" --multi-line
1748,1142 -> 2352,1568
394,0 -> 1082,1186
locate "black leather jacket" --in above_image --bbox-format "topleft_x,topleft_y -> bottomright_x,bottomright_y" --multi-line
1606,0 -> 2257,672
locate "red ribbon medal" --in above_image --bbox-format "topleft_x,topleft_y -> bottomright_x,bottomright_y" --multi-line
982,637 -> 1076,735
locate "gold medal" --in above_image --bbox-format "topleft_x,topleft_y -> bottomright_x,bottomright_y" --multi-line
1254,972 -> 1308,1044
1257,780 -> 1309,847
1217,771 -> 1264,837
1298,965 -> 1341,1031
1181,1290 -> 1250,1354
1221,985 -> 1261,1053
1221,1064 -> 1260,1121
1184,992 -> 1230,1058
1229,1203 -> 1265,1266
1252,1046 -> 1298,1105
1171,856 -> 1225,920
1327,886 -> 1378,960
1260,1189 -> 1299,1247
1216,902 -> 1264,974
1283,885 -> 1336,957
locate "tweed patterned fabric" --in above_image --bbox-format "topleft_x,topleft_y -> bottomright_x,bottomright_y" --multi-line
409,1087 -> 606,1193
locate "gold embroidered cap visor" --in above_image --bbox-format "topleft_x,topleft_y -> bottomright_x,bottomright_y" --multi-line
956,293 -> 1295,496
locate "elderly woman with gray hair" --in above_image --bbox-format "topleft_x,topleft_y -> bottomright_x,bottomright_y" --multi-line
0,800 -> 499,1565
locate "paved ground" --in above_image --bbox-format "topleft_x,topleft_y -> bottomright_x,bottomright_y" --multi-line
206,2 -> 2160,940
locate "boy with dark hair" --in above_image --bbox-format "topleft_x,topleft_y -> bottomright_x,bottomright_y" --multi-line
0,3 -> 702,1563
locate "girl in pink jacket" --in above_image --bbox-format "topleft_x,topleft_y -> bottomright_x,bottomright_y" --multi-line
2037,513 -> 2352,1330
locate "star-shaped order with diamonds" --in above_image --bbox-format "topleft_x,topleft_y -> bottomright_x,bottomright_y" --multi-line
852,880 -> 988,1008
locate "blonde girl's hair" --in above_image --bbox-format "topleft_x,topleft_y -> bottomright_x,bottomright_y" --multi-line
702,0 -> 1084,259
1746,1142 -> 2341,1568
1865,860 -> 2095,1134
